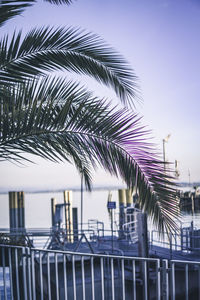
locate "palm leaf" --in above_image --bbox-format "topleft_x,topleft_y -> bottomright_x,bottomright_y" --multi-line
0,0 -> 74,27
0,77 -> 179,233
0,27 -> 139,106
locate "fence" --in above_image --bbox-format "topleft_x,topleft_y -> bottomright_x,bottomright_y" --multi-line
1,244 -> 200,299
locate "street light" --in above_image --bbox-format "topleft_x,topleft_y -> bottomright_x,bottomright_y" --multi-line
80,169 -> 84,233
163,134 -> 171,172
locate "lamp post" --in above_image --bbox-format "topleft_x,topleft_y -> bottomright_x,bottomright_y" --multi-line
80,170 -> 83,233
162,134 -> 171,172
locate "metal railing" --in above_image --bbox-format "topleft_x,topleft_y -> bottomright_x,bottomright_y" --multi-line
150,229 -> 200,258
0,244 -> 160,300
169,259 -> 200,300
2,244 -> 200,299
122,220 -> 138,244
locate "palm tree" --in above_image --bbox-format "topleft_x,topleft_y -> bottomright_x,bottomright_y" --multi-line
0,0 -> 179,233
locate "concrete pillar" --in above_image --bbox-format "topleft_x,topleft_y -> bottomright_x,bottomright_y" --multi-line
137,212 -> 148,257
126,189 -> 132,207
118,189 -> 126,238
64,190 -> 73,242
137,212 -> 149,298
51,198 -> 57,228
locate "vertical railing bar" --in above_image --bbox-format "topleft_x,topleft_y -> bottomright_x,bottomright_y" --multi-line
55,253 -> 59,300
185,264 -> 189,300
31,250 -> 36,300
81,256 -> 86,300
8,248 -> 14,300
121,259 -> 125,300
27,247 -> 32,300
91,256 -> 95,300
47,252 -> 51,300
111,258 -> 115,300
22,247 -> 28,300
100,257 -> 105,300
63,254 -> 68,300
39,251 -> 44,300
15,248 -> 20,300
156,260 -> 161,300
132,260 -> 136,300
72,255 -> 77,300
143,261 -> 148,300
2,247 -> 8,300
171,262 -> 175,300
162,260 -> 169,300
198,265 -> 200,300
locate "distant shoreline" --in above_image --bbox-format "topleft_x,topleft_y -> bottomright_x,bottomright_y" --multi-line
0,185 -> 125,195
0,182 -> 199,195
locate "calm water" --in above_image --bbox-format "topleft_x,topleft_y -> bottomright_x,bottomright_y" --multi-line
0,190 -> 119,229
0,189 -> 199,231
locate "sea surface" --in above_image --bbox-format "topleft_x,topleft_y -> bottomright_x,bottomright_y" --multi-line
0,190 -> 118,229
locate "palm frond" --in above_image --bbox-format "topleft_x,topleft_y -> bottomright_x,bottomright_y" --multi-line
0,0 -> 34,27
0,27 -> 140,106
0,77 -> 179,233
0,0 -> 74,28
44,0 -> 74,4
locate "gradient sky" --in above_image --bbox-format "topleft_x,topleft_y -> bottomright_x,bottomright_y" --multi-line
1,0 -> 200,190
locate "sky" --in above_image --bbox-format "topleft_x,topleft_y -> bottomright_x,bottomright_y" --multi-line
0,0 -> 200,191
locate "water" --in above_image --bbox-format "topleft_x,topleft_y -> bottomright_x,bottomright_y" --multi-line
1,189 -> 200,233
0,190 -> 119,229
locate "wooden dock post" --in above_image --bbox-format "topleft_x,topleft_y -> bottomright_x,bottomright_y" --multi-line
118,189 -> 126,238
51,198 -> 57,228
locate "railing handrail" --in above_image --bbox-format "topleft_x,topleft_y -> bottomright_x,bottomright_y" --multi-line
0,243 -> 159,262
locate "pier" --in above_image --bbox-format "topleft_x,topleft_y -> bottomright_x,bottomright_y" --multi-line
1,189 -> 200,299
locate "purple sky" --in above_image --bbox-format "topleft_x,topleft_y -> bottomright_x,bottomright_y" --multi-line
1,0 -> 200,190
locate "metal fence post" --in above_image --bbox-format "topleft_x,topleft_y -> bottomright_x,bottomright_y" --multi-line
162,260 -> 169,300
22,247 -> 28,300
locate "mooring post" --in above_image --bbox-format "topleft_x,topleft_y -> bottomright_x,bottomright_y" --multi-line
118,189 -> 126,238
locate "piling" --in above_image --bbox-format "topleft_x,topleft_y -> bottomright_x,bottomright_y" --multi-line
17,192 -> 25,229
64,190 -> 73,242
72,207 -> 78,241
118,189 -> 126,238
9,191 -> 25,230
51,198 -> 57,228
9,192 -> 18,230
